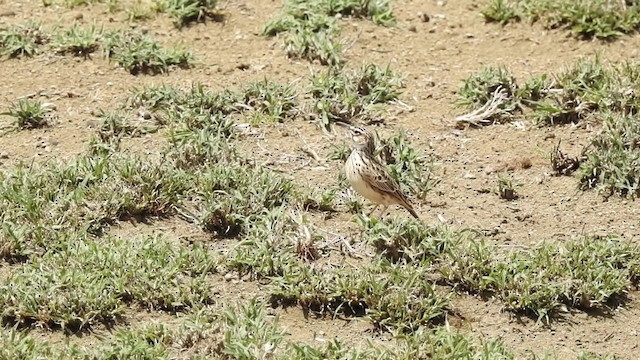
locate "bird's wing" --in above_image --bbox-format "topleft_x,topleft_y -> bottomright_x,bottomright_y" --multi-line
361,156 -> 410,202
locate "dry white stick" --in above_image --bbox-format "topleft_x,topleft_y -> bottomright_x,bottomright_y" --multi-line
455,86 -> 509,127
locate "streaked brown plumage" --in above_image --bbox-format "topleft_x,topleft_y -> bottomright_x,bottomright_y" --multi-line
336,122 -> 419,219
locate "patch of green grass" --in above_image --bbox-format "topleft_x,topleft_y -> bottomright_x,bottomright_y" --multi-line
51,23 -> 102,57
154,0 -> 224,28
126,0 -> 156,21
0,328 -> 87,359
61,0 -> 119,9
263,1 -> 343,66
1,23 -> 195,75
263,0 -> 394,66
0,234 -> 215,329
496,173 -> 520,200
269,255 -> 450,332
455,65 -> 520,124
224,208 -> 306,278
286,327 -> 514,359
302,185 -> 339,212
578,112 -> 640,197
0,22 -> 48,58
363,219 -> 640,322
284,23 -> 343,66
0,324 -> 173,358
102,30 -> 193,74
269,0 -> 395,30
128,83 -> 238,117
0,131 -> 300,259
481,0 -> 520,25
129,80 -> 299,126
94,110 -> 158,147
457,56 -> 640,126
0,153 -> 188,259
460,56 -> 640,197
221,299 -> 284,359
238,79 -> 299,123
188,165 -> 296,237
100,324 -> 173,359
482,0 -> 640,40
311,63 -> 404,129
495,236 -> 638,321
1,98 -> 50,130
456,65 -> 518,108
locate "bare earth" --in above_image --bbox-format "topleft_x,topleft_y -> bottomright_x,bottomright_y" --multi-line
1,0 -> 640,358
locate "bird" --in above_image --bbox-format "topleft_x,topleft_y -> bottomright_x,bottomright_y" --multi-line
335,121 -> 419,219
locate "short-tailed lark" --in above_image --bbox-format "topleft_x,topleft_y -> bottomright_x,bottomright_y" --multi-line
336,122 -> 419,219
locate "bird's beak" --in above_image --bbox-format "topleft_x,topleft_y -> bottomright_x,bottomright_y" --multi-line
331,121 -> 352,138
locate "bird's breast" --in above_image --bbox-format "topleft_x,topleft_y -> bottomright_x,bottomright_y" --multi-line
345,151 -> 387,204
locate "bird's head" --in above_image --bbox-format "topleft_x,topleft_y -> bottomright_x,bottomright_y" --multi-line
335,122 -> 375,151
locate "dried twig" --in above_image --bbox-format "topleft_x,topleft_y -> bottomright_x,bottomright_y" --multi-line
550,139 -> 590,176
296,129 -> 324,163
455,86 -> 510,128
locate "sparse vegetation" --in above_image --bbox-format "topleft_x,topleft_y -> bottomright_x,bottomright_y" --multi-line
496,173 -> 520,200
51,23 -> 102,57
0,22 -> 48,58
482,0 -> 640,40
154,0 -> 224,28
311,63 -> 404,129
0,23 -> 193,74
0,1 -> 637,358
0,234 -> 215,329
1,98 -> 51,130
365,219 -> 640,323
102,30 -> 193,74
458,56 -> 640,198
263,0 -> 395,65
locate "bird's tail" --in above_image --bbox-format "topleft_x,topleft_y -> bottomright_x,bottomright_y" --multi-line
402,202 -> 420,220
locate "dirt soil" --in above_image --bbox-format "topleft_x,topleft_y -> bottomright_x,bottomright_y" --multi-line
2,0 -> 640,358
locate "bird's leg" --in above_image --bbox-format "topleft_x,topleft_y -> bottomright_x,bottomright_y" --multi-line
366,204 -> 380,217
378,205 -> 389,220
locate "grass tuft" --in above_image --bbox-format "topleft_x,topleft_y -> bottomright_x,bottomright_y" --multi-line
363,219 -> 640,322
102,30 -> 193,74
481,0 -> 640,40
263,0 -> 395,66
1,99 -> 51,130
51,23 -> 102,57
0,235 -> 215,329
269,255 -> 450,332
311,63 -> 404,129
154,0 -> 224,28
0,22 -> 48,58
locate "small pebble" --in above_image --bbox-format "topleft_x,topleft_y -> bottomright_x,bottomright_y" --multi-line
417,12 -> 430,22
408,24 -> 417,32
42,102 -> 56,111
138,110 -> 152,120
0,152 -> 8,159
